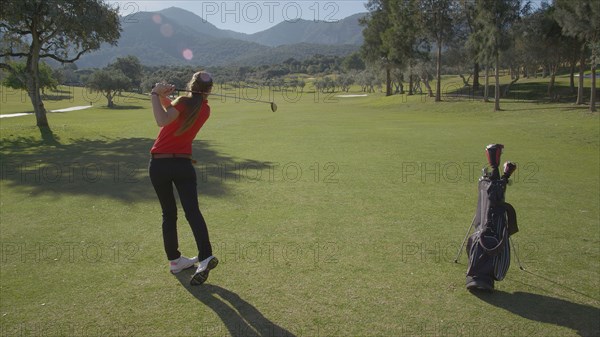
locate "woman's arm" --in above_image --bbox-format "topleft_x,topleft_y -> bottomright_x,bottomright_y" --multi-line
151,83 -> 179,127
159,95 -> 172,108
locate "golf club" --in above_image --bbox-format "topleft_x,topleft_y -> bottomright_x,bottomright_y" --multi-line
176,88 -> 278,112
501,161 -> 517,181
485,144 -> 504,180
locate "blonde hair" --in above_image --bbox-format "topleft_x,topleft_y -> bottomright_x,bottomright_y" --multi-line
174,71 -> 213,136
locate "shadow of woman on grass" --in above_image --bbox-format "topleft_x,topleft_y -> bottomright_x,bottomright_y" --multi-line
174,270 -> 297,337
473,290 -> 600,336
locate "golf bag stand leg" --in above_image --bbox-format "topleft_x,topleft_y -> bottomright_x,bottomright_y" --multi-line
454,215 -> 476,263
510,237 -> 525,271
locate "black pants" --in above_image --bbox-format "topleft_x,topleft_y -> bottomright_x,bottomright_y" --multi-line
149,158 -> 212,261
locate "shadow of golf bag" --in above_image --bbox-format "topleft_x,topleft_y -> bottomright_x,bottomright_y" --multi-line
465,144 -> 518,291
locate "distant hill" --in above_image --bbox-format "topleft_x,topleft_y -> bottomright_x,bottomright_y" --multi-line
157,7 -> 366,46
75,8 -> 365,68
157,7 -> 248,41
242,13 -> 366,47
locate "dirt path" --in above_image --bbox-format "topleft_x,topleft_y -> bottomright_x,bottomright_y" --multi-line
0,105 -> 93,118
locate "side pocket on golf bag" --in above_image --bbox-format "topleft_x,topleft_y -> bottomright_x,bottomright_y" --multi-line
466,230 -> 499,286
466,210 -> 511,284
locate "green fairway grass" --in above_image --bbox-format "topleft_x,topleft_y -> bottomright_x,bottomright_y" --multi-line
0,78 -> 598,336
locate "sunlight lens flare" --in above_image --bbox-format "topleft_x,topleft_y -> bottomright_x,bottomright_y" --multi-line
160,24 -> 174,37
182,49 -> 194,61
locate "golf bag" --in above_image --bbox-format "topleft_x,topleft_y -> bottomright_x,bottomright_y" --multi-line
465,144 -> 518,291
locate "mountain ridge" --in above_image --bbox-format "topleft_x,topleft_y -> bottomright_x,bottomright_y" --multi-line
75,7 -> 365,68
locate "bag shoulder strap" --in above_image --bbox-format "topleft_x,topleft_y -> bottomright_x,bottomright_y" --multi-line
505,202 -> 518,236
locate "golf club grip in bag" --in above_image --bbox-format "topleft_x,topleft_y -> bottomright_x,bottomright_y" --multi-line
465,178 -> 518,290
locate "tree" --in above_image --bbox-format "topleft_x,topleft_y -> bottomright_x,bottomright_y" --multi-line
413,59 -> 435,97
283,58 -> 301,73
0,0 -> 121,128
385,0 -> 428,96
2,61 -> 58,93
527,5 -> 575,100
361,0 -> 422,96
391,68 -> 405,94
342,52 -> 366,72
336,73 -> 355,92
418,0 -> 457,102
459,0 -> 483,92
55,63 -> 81,85
87,69 -> 131,108
360,0 -> 395,96
472,0 -> 522,111
444,41 -> 474,87
555,0 -> 600,112
357,69 -> 378,93
108,55 -> 143,92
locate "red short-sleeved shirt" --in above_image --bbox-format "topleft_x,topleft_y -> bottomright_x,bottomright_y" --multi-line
150,99 -> 210,155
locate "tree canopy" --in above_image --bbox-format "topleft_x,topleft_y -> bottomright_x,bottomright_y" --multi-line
0,0 -> 121,127
2,61 -> 58,92
87,68 -> 131,108
554,0 -> 599,111
108,55 -> 143,92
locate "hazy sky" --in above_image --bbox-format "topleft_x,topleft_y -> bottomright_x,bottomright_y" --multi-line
108,1 -> 369,34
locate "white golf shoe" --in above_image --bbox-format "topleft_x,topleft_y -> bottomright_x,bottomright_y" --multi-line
190,256 -> 218,286
169,255 -> 198,274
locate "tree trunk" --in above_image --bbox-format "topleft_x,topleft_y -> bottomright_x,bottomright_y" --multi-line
569,60 -> 576,94
484,64 -> 490,102
494,53 -> 501,111
107,91 -> 114,108
408,73 -> 414,96
27,32 -> 49,128
435,41 -> 442,102
459,74 -> 471,87
577,53 -> 585,105
423,77 -> 434,97
548,72 -> 557,101
386,67 -> 392,96
591,61 -> 597,112
473,62 -> 480,92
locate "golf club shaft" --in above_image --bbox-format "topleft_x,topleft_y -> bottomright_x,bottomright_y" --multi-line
176,88 -> 274,104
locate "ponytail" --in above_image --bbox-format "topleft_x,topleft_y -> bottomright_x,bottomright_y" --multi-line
174,71 -> 213,136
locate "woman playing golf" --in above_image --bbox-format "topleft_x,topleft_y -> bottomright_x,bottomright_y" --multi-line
149,71 -> 218,286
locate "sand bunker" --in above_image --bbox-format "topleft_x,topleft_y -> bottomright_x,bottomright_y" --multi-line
336,94 -> 368,98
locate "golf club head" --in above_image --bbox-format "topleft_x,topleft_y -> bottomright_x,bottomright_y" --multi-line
485,144 -> 504,180
485,144 -> 504,168
502,161 -> 517,180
